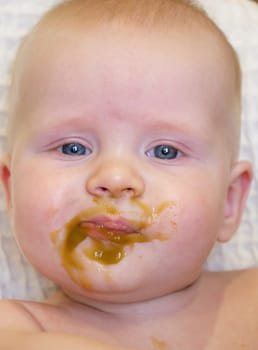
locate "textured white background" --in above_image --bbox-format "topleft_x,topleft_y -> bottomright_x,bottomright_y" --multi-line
0,0 -> 258,300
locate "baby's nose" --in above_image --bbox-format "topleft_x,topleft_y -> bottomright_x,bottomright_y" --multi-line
86,161 -> 145,198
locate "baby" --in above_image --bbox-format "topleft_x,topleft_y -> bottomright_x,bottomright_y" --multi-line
0,0 -> 257,349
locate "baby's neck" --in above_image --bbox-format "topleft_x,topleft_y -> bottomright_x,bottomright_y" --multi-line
56,274 -> 204,321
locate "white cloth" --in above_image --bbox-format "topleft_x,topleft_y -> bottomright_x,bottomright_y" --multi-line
0,0 -> 258,300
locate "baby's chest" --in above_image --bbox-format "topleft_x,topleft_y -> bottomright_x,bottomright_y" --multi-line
38,310 -> 255,350
28,299 -> 257,350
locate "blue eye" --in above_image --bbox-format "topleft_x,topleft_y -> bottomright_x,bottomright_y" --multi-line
61,143 -> 91,156
146,144 -> 179,160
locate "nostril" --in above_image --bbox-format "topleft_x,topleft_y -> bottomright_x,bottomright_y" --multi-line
120,187 -> 138,197
97,186 -> 134,195
98,187 -> 109,193
124,187 -> 134,193
95,186 -> 136,197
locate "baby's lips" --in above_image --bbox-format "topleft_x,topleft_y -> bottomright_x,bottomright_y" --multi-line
80,215 -> 138,234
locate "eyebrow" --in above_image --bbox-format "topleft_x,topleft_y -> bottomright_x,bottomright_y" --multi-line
28,107 -> 212,144
133,115 -> 208,138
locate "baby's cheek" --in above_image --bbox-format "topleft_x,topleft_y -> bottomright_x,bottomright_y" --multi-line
177,193 -> 223,247
11,184 -> 60,261
143,203 -> 179,238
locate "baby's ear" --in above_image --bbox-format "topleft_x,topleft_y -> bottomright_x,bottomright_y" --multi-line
0,154 -> 12,212
217,161 -> 252,243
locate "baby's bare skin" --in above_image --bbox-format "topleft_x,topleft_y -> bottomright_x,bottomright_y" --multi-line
0,1 -> 256,349
1,270 -> 258,350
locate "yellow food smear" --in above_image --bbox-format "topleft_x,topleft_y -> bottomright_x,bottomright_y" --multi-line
151,337 -> 168,350
51,198 -> 176,288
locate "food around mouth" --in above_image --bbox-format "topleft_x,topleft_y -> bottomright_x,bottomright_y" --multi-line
50,200 -> 175,288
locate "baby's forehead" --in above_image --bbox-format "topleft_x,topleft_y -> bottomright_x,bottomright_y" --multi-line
23,3 -> 238,74
20,14 -> 236,94
8,0 -> 241,156
13,0 -> 240,113
24,10 -> 239,108
26,0 -> 239,77
19,18 -> 238,129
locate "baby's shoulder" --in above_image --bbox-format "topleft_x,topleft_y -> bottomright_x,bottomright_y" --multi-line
221,268 -> 258,320
225,268 -> 258,299
208,268 -> 258,308
0,299 -> 43,331
198,269 -> 258,348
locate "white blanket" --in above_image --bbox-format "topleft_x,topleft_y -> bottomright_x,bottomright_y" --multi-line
0,0 -> 258,300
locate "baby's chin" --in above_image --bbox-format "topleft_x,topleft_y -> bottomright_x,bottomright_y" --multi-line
43,252 -> 203,306
51,253 -> 162,303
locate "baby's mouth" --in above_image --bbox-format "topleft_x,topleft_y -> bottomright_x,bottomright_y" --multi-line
80,215 -> 141,243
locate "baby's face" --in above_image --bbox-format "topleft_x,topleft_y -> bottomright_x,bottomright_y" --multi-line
3,23 -> 244,302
